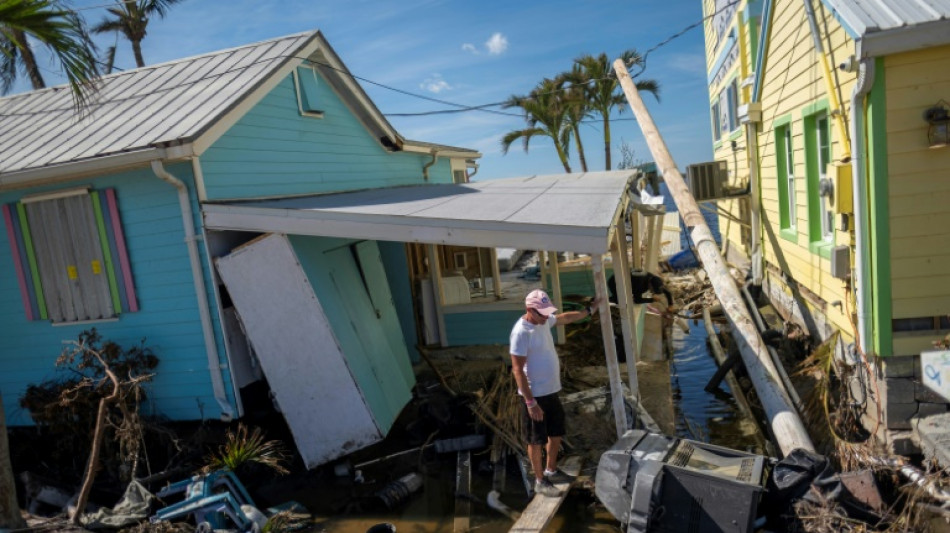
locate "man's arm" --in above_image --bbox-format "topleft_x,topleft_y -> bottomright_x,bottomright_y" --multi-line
511,354 -> 543,421
555,297 -> 602,326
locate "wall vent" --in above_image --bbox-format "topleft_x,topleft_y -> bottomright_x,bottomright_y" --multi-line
685,161 -> 728,202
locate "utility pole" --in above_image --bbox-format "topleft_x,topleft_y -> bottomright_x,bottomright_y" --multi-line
614,59 -> 814,456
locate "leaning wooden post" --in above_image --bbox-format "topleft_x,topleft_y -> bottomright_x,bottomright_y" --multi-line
592,254 -> 628,438
615,59 -> 814,455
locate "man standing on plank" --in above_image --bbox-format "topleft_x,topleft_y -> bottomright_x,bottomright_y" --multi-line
510,288 -> 598,496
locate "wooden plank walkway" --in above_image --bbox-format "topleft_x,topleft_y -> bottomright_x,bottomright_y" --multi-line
509,456 -> 582,533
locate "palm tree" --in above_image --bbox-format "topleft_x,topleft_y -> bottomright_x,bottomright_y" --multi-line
0,0 -> 98,103
91,0 -> 183,68
556,65 -> 591,172
501,78 -> 573,173
573,50 -> 660,170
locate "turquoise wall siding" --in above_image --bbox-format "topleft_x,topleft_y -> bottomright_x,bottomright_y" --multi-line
289,235 -> 414,433
445,310 -> 524,346
0,163 -> 235,426
544,267 -> 615,298
200,70 -> 455,201
377,241 -> 419,363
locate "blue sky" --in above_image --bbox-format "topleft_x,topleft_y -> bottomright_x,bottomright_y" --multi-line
14,0 -> 714,180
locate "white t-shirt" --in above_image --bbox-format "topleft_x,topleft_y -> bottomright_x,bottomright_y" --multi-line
510,314 -> 561,397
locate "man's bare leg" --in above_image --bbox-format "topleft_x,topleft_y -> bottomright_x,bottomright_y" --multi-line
545,436 -> 561,473
528,442 -> 545,481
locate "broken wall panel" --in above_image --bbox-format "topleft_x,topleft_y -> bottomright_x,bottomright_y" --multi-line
215,233 -> 383,468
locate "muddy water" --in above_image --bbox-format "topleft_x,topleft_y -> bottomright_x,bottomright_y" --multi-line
304,322 -> 763,532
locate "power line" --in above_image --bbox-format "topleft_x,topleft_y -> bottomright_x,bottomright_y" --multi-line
1,1 -> 741,121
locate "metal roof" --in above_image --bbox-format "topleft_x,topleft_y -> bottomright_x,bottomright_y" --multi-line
203,171 -> 637,254
0,32 -> 315,176
822,0 -> 950,55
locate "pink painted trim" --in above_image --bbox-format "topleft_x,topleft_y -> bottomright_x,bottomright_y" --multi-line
106,190 -> 138,312
3,204 -> 34,320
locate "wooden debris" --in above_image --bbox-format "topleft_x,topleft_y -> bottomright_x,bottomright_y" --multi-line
453,451 -> 472,533
509,456 -> 582,533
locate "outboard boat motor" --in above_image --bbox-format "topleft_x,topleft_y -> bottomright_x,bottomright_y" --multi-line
596,430 -> 766,533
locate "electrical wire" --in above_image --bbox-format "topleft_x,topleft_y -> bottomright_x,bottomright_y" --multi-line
3,0 -> 744,121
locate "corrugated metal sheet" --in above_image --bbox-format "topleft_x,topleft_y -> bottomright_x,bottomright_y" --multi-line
822,0 -> 950,35
0,32 -> 315,175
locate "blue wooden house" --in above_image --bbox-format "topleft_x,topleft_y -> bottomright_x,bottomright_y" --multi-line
0,31 -> 646,467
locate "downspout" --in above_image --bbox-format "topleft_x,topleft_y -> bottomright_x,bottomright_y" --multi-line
466,159 -> 479,182
150,160 -> 235,420
848,54 -> 874,354
745,119 -> 763,284
422,150 -> 439,181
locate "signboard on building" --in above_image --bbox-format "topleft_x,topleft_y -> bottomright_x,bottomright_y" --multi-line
921,350 -> 950,402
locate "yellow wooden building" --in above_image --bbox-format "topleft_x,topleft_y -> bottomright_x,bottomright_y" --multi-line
702,0 -> 950,445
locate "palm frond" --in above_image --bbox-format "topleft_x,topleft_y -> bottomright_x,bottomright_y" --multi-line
204,424 -> 290,475
0,0 -> 99,105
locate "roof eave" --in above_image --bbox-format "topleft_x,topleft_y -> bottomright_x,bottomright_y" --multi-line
0,147 -> 181,191
400,143 -> 482,159
860,20 -> 950,57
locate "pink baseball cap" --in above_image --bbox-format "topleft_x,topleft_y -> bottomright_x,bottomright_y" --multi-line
525,289 -> 557,315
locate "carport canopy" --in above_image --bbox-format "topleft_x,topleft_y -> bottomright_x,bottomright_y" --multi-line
203,170 -> 644,439
202,171 -> 636,254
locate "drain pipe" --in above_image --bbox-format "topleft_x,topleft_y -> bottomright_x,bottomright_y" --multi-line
150,160 -> 235,420
848,55 -> 874,354
422,150 -> 439,181
466,159 -> 479,182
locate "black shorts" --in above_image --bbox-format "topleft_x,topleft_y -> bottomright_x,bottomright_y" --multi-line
522,393 -> 566,445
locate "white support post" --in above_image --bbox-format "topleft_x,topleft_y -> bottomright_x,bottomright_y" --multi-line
651,214 -> 664,273
538,250 -> 548,291
592,255 -> 628,438
550,251 -> 565,344
614,219 -> 639,398
477,248 -> 488,297
632,211 -> 642,270
644,216 -> 658,274
627,211 -> 642,364
490,248 -> 503,299
428,244 -> 448,347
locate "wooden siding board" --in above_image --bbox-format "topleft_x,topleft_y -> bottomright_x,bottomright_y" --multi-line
200,71 -> 456,200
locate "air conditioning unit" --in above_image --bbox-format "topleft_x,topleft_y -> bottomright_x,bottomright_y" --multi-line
686,161 -> 728,202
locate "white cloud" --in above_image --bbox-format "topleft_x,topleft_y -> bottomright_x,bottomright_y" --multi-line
485,33 -> 508,55
420,74 -> 452,94
461,43 -> 479,54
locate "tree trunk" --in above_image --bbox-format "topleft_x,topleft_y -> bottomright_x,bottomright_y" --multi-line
555,143 -> 572,173
572,124 -> 588,172
0,395 -> 26,530
132,39 -> 145,68
603,115 -> 612,170
12,29 -> 45,90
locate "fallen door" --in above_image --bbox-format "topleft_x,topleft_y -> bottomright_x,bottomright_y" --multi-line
215,233 -> 381,468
